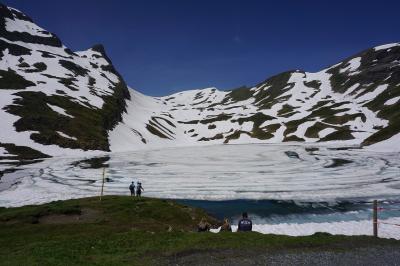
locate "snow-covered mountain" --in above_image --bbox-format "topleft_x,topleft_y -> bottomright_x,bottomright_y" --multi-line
1,4 -> 399,162
0,4 -> 130,161
110,45 -> 400,152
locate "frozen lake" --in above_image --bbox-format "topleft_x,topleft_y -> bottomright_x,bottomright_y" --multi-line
1,144 -> 400,238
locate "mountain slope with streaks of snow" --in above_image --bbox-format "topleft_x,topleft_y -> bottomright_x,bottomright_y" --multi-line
110,44 -> 400,152
1,3 -> 399,165
0,4 -> 130,162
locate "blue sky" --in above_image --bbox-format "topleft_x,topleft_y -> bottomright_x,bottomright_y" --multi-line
3,0 -> 400,96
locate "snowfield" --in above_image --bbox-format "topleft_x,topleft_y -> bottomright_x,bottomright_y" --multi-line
4,144 -> 400,206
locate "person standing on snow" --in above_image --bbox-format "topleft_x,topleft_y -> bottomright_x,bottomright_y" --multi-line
129,181 -> 135,196
136,182 -> 144,197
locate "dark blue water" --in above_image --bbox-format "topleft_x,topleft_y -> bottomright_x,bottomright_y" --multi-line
176,199 -> 367,219
175,199 -> 400,224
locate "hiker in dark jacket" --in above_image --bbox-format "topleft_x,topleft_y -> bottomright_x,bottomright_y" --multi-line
129,182 -> 135,196
220,218 -> 232,232
197,218 -> 211,232
237,212 -> 252,232
136,182 -> 144,197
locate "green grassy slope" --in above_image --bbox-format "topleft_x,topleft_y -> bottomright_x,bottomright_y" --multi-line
1,196 -> 399,265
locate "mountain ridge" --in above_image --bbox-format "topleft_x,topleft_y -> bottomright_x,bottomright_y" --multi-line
0,4 -> 399,164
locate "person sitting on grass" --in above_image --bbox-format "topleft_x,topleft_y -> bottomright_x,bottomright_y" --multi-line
237,212 -> 252,232
136,182 -> 144,197
220,218 -> 232,232
197,217 -> 211,232
129,181 -> 135,196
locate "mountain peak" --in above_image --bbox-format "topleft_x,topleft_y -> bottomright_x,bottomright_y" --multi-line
91,44 -> 107,56
0,4 -> 33,23
0,4 -> 62,47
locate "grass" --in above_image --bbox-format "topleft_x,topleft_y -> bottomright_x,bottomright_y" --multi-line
0,68 -> 35,90
0,34 -> 130,158
146,124 -> 171,139
277,104 -> 296,117
254,71 -> 295,109
326,45 -> 400,146
24,62 -> 47,73
59,59 -> 89,76
319,128 -> 355,142
3,77 -> 129,154
283,135 -> 305,142
0,142 -> 50,161
264,123 -> 281,133
303,80 -> 321,90
0,196 -> 399,265
225,86 -> 252,102
5,91 -> 110,151
229,113 -> 275,140
304,122 -> 332,139
198,133 -> 224,141
0,39 -> 31,58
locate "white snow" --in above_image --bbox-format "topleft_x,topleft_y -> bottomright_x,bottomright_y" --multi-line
374,43 -> 400,51
340,57 -> 361,74
0,147 -> 8,156
355,84 -> 388,103
56,131 -> 77,141
4,17 -> 51,37
384,96 -> 400,106
47,104 -> 74,118
318,128 -> 336,138
366,133 -> 400,152
210,217 -> 400,240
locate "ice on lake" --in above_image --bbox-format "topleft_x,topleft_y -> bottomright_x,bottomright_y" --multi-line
1,144 -> 400,238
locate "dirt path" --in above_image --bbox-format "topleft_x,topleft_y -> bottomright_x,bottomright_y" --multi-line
161,246 -> 400,265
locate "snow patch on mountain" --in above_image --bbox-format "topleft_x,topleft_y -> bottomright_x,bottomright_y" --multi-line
366,133 -> 400,152
56,131 -> 77,141
374,43 -> 400,51
340,57 -> 361,75
47,104 -> 74,118
4,17 -> 50,37
384,96 -> 400,105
